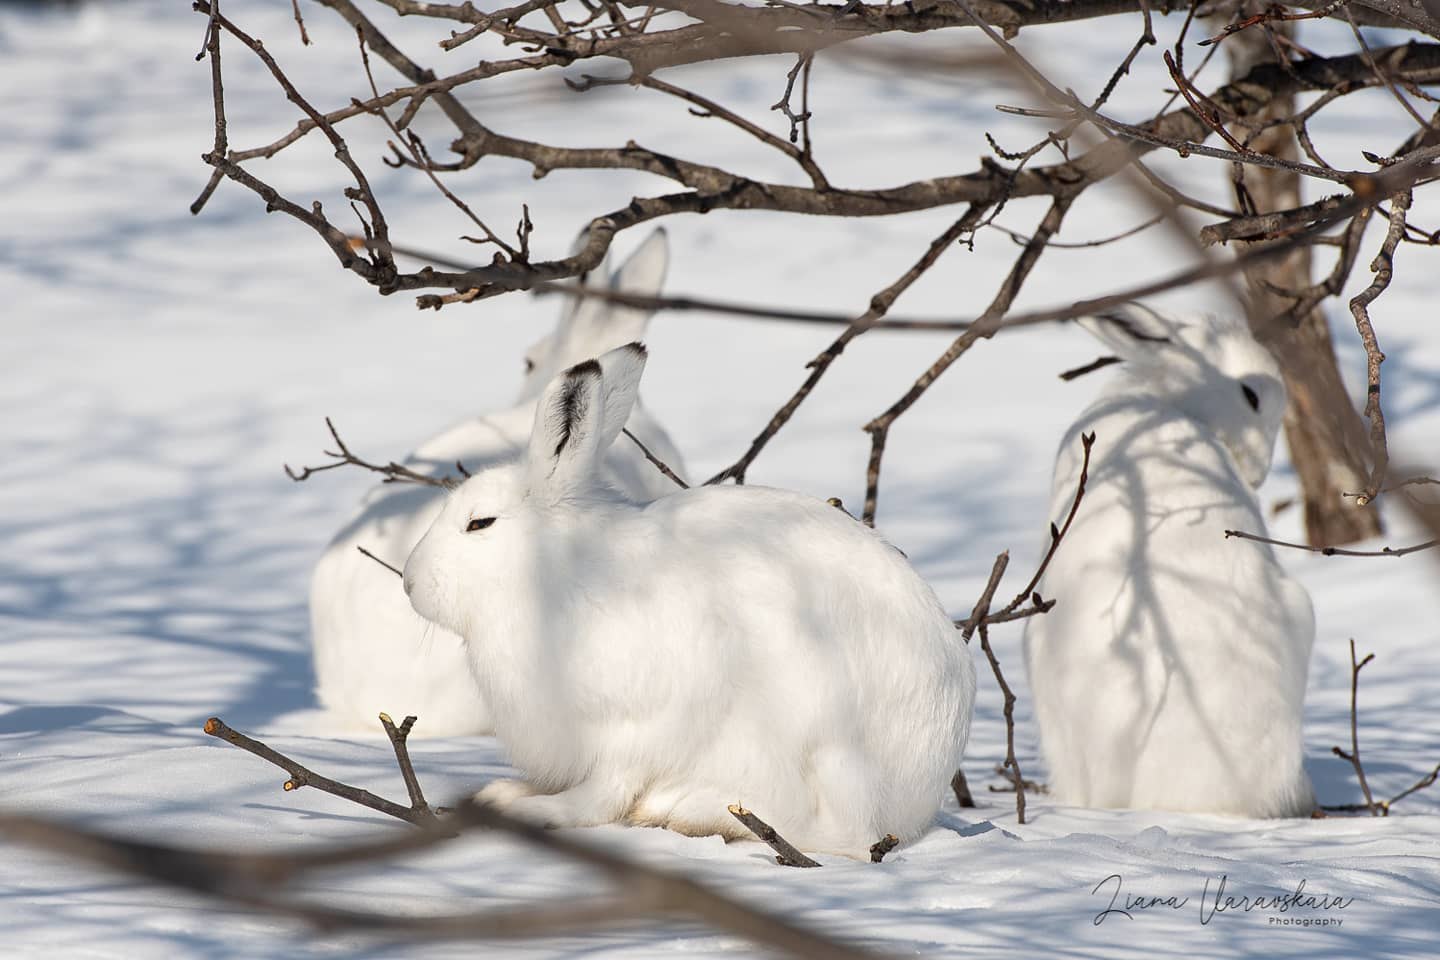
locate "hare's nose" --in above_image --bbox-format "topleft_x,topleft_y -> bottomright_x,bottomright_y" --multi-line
402,571 -> 414,597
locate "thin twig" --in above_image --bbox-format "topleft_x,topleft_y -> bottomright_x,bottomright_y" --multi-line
285,417 -> 458,489
706,204 -> 990,486
726,804 -> 822,868
1058,356 -> 1122,381
357,545 -> 404,578
977,621 -> 1027,824
1332,639 -> 1379,814
1319,641 -> 1440,816
1224,529 -> 1438,556
994,432 -> 1096,619
622,428 -> 688,488
379,713 -> 434,815
290,0 -> 312,44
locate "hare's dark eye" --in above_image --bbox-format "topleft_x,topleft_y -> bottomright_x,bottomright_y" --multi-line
465,517 -> 496,532
1241,384 -> 1260,412
523,358 -> 535,374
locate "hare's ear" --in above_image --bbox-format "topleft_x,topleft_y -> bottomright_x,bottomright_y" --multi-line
1076,304 -> 1179,363
611,228 -> 669,300
571,228 -> 668,345
527,359 -> 606,498
593,342 -> 649,454
559,226 -> 615,326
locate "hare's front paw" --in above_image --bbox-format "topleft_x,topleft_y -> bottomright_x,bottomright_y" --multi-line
500,779 -> 634,829
474,778 -> 539,810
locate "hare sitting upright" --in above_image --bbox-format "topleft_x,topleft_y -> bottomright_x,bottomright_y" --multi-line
403,343 -> 977,858
309,229 -> 686,736
1024,305 -> 1316,818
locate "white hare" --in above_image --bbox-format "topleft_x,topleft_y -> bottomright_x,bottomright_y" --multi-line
309,230 -> 687,736
1024,305 -> 1315,818
403,343 -> 976,858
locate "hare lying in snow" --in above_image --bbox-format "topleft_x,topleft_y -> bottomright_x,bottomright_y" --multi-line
403,342 -> 977,857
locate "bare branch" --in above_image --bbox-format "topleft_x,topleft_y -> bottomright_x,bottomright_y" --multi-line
357,545 -> 405,579
726,804 -> 822,868
1332,638 -> 1380,814
1223,528 -> 1439,557
284,417 -> 458,489
1348,189 -> 1411,504
622,428 -> 689,488
202,717 -> 436,826
1323,643 -> 1440,816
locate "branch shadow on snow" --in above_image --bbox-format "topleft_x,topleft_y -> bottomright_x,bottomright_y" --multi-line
0,401 -> 328,731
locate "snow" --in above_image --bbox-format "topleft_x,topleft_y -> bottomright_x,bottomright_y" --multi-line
3,0 -> 1439,956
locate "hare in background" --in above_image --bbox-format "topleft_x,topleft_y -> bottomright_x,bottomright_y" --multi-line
1025,305 -> 1316,819
310,230 -> 687,736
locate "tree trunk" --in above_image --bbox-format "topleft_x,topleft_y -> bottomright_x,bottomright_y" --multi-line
1222,13 -> 1382,545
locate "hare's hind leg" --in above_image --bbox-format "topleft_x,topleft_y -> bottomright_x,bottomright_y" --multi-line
808,744 -> 890,858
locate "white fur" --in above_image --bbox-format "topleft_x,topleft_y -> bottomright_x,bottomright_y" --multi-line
403,344 -> 976,858
309,230 -> 687,736
1024,305 -> 1316,818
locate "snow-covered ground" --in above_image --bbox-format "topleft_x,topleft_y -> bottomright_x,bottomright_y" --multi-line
2,1 -> 1438,956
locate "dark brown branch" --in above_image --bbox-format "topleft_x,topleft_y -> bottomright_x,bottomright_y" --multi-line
959,552 -> 1010,643
0,799 -> 888,957
982,628 -> 1028,825
357,545 -> 405,579
861,196 -> 1074,524
1344,475 -> 1440,500
206,1 -> 1440,303
986,765 -> 1048,795
190,0 -> 227,216
994,431 -> 1095,619
1387,763 -> 1440,807
1331,638 -> 1380,814
1223,528 -> 1439,557
868,835 -> 899,863
954,554 -> 1028,821
1200,193 -> 1350,245
1058,356 -> 1123,381
290,0 -> 312,44
202,717 -> 436,826
726,804 -> 822,867
284,417 -> 457,489
354,28 -> 519,261
622,428 -> 689,488
946,433 -> 1092,824
193,2 -> 395,283
950,770 -> 977,808
193,719 -> 894,955
377,239 -> 988,329
1348,189 -> 1411,504
639,71 -> 830,189
379,713 -> 434,816
1198,0 -> 1353,48
1322,643 -> 1440,817
706,203 -> 991,485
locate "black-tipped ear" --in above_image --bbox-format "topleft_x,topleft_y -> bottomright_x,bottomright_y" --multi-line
1077,304 -> 1178,361
1093,306 -> 1172,343
594,342 -> 648,453
528,359 -> 605,497
552,359 -> 602,458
